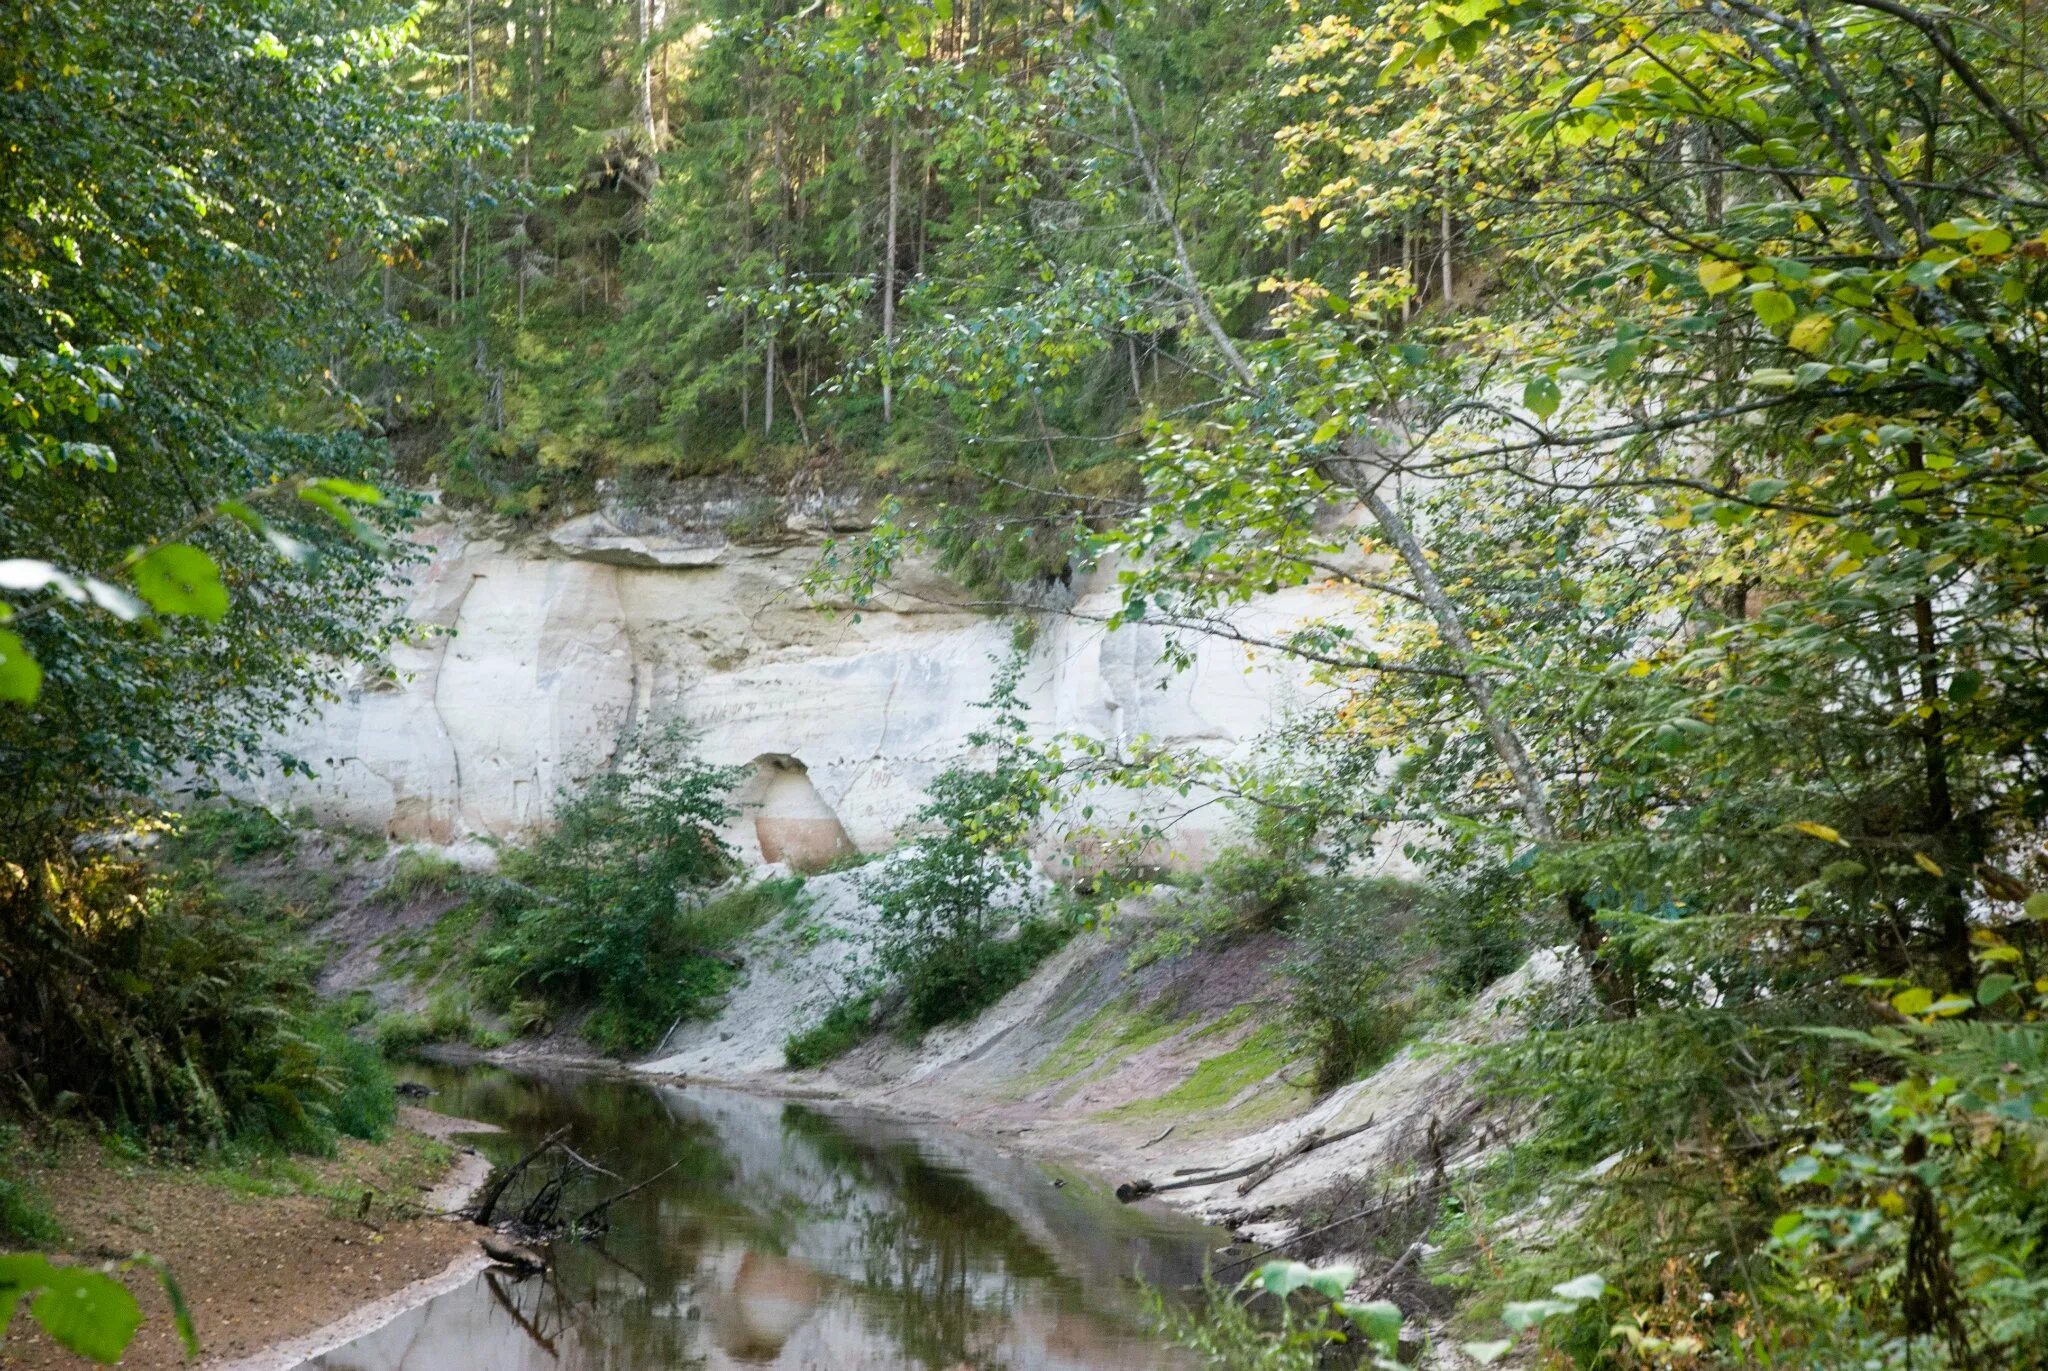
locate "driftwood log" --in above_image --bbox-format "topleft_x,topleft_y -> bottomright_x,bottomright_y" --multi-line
480,1232 -> 547,1273
1114,1118 -> 1375,1204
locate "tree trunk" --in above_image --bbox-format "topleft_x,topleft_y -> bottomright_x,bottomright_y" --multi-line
638,0 -> 660,156
1109,71 -> 1614,987
1440,195 -> 1452,305
882,122 -> 900,425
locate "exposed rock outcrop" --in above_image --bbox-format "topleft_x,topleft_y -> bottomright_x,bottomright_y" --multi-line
229,496 -> 1344,862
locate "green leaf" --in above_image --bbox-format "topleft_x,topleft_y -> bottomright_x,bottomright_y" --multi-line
1339,1299 -> 1403,1354
2026,892 -> 2048,921
1306,1264 -> 1356,1300
1501,1297 -> 1577,1331
1463,1340 -> 1513,1364
1751,289 -> 1796,325
1550,1273 -> 1606,1302
1524,375 -> 1561,419
0,629 -> 43,704
125,1254 -> 197,1358
131,544 -> 228,621
0,1258 -> 144,1364
1977,974 -> 2016,1006
1257,1260 -> 1355,1300
1778,1154 -> 1821,1184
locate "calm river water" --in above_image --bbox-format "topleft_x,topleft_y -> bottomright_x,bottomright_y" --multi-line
299,1064 -> 1217,1371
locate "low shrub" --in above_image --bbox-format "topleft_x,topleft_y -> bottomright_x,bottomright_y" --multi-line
469,725 -> 773,1055
0,840 -> 403,1155
302,1013 -> 396,1142
1282,877 -> 1431,1092
375,847 -> 466,905
783,991 -> 880,1069
373,988 -> 496,1057
168,801 -> 299,864
860,645 -> 1070,1031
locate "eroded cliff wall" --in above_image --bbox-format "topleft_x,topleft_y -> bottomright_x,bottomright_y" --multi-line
229,496 -> 1337,864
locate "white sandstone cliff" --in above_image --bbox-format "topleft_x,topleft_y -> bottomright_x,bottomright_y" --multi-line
229,493 -> 1354,867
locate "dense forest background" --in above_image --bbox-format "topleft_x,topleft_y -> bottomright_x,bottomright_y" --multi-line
5,0 -> 2048,1366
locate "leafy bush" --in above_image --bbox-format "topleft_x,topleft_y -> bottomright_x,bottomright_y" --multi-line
1413,859 -> 1533,995
168,802 -> 299,864
1202,845 -> 1312,931
1282,877 -> 1428,1091
302,1014 -> 395,1142
375,847 -> 466,905
783,991 -> 880,1070
1127,844 -> 1313,970
861,647 -> 1070,1031
470,725 -> 762,1055
0,842 -> 395,1155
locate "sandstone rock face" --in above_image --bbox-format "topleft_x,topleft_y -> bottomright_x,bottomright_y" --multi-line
229,498 -> 1345,862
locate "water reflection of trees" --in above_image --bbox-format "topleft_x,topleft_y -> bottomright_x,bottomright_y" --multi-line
341,1069 -> 1202,1370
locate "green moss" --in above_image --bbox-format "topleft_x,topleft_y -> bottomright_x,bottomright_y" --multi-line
1097,1023 -> 1303,1122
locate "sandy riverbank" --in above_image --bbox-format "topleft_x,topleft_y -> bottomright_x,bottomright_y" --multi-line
0,1107 -> 495,1371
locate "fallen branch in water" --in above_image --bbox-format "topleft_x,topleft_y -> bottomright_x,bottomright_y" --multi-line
469,1127 -> 570,1226
574,1162 -> 682,1232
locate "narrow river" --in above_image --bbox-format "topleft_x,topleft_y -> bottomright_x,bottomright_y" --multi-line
302,1064 -> 1218,1370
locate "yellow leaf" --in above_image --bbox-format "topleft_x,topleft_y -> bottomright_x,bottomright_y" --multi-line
1789,314 -> 1836,354
1891,986 -> 1934,1016
1913,852 -> 1944,877
1628,659 -> 1652,677
1790,820 -> 1844,844
1658,506 -> 1694,530
1699,260 -> 1744,295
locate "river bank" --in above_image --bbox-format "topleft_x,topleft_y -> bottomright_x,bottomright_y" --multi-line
0,1108 -> 493,1371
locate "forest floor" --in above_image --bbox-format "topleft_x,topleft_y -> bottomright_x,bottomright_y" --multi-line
0,1108 -> 492,1371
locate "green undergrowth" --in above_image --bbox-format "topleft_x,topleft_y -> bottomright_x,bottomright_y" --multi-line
783,991 -> 881,1070
374,847 -> 466,905
0,1126 -> 65,1246
0,805 -> 401,1163
192,1128 -> 453,1221
352,730 -> 809,1059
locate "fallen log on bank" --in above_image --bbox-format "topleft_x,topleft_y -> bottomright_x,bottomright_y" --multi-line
1115,1117 -> 1376,1204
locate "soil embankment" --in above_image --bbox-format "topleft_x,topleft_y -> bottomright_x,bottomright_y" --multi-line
0,1108 -> 493,1371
